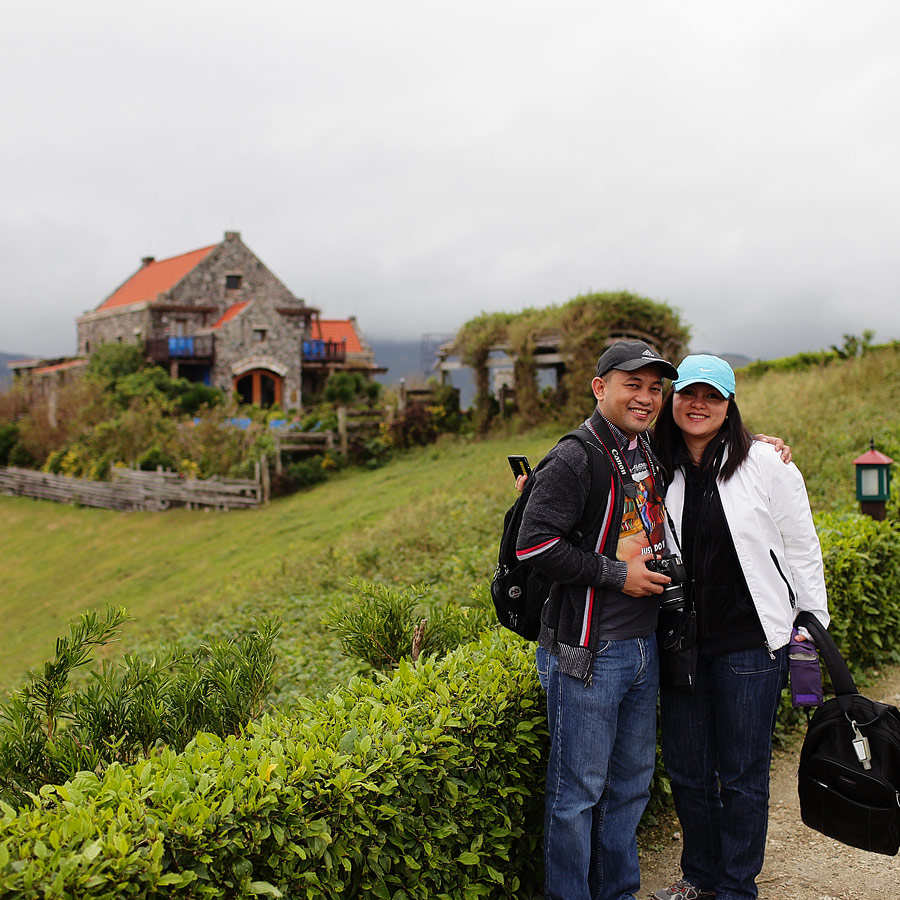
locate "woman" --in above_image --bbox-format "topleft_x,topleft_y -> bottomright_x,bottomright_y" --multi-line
650,355 -> 830,900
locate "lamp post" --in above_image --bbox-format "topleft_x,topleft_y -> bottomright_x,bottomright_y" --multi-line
852,439 -> 894,520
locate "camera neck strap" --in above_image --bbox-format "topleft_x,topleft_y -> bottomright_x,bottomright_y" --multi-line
587,412 -> 679,555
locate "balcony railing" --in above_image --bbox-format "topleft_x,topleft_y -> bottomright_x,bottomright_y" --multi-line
302,339 -> 346,363
145,335 -> 215,364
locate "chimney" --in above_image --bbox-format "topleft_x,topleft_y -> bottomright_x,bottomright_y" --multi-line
224,231 -> 240,242
141,256 -> 155,267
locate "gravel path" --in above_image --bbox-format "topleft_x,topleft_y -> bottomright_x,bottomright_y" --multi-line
637,665 -> 900,899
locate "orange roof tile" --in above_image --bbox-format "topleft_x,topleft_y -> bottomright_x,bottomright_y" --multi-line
309,319 -> 363,353
210,301 -> 251,329
96,244 -> 217,311
33,359 -> 89,375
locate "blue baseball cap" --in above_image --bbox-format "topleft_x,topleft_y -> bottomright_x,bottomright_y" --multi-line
672,354 -> 736,398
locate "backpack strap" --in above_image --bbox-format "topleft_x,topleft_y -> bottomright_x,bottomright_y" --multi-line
556,428 -> 609,546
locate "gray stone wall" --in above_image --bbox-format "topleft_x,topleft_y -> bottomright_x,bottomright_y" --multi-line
77,305 -> 150,354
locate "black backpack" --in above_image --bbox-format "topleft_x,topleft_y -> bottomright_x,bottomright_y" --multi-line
795,611 -> 900,856
491,429 -> 607,640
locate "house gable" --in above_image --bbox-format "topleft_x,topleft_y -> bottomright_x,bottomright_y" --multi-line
96,245 -> 217,312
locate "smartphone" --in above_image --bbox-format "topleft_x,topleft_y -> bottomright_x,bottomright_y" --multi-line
507,455 -> 532,479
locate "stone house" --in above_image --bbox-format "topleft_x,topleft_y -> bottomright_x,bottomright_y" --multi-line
71,231 -> 381,409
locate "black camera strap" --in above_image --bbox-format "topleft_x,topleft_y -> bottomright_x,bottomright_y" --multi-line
587,413 -> 673,554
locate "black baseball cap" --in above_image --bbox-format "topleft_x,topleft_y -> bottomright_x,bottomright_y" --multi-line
596,340 -> 678,380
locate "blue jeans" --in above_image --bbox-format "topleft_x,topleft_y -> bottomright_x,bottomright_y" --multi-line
537,638 -> 659,900
660,645 -> 788,900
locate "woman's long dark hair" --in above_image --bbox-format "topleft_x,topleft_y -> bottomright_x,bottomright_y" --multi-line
653,387 -> 753,483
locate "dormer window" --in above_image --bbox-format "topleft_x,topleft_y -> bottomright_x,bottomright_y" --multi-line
226,275 -> 242,290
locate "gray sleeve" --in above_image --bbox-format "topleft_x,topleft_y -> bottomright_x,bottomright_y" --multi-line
516,439 -> 627,590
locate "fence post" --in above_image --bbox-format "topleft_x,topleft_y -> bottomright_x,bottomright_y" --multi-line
260,455 -> 271,504
274,434 -> 283,475
338,405 -> 349,458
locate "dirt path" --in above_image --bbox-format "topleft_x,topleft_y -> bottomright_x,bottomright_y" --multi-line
637,665 -> 900,900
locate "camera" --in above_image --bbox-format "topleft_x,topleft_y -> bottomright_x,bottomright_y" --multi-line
646,554 -> 688,611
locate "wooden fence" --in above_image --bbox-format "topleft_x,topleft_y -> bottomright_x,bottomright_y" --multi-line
271,405 -> 390,473
0,465 -> 264,512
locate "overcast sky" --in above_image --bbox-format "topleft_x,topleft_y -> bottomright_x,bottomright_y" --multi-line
2,0 -> 898,362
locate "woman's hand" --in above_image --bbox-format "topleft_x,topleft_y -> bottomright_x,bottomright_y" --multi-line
515,474 -> 528,493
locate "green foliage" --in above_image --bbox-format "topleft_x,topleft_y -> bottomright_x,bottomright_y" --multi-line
0,631 -> 547,899
324,578 -> 493,672
85,343 -> 145,387
815,512 -> 900,673
284,455 -> 329,490
0,609 -> 280,809
7,440 -> 35,468
323,371 -> 381,405
0,423 -> 18,465
452,292 -> 690,431
737,343 -> 900,512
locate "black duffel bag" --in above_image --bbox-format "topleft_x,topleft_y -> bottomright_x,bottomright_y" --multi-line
795,611 -> 900,856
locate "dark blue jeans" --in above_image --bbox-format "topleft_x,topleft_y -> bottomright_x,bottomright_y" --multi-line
660,645 -> 788,900
537,637 -> 658,900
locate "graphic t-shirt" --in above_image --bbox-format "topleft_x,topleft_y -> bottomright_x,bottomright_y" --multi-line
594,434 -> 666,639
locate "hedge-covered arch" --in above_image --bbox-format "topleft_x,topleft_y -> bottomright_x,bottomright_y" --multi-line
450,292 -> 691,430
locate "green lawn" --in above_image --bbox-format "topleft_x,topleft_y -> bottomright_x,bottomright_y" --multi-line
0,426 -> 560,693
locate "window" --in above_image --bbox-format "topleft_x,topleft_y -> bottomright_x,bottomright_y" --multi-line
252,329 -> 267,343
226,275 -> 242,290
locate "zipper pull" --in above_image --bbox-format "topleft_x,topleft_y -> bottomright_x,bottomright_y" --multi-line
851,720 -> 872,770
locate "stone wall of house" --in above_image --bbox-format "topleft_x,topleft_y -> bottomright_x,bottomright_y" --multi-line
76,305 -> 151,354
212,310 -> 307,409
168,233 -> 300,311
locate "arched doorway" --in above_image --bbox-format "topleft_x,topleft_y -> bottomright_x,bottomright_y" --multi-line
234,369 -> 283,408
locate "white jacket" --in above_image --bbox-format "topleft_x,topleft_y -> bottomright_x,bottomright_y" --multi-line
664,441 -> 830,652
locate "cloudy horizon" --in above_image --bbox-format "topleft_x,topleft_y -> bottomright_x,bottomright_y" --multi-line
3,1 -> 898,362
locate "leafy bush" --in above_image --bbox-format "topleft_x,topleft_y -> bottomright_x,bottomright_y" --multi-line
323,371 -> 381,405
815,511 -> 900,673
325,579 -> 494,671
0,424 -> 18,465
0,609 -> 280,809
285,455 -> 328,489
0,631 -> 547,899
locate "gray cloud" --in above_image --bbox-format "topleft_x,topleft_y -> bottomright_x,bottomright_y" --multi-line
2,0 -> 898,360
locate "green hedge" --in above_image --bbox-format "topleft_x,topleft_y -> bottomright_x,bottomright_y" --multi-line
0,633 -> 547,899
815,512 -> 900,673
4,514 -> 900,898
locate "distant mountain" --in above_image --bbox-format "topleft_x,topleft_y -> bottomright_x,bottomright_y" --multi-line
369,337 -> 475,408
0,352 -> 32,389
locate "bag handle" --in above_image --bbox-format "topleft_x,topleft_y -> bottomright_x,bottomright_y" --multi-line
795,611 -> 858,712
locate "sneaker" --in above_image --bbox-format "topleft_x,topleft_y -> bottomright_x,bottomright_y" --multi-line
651,877 -> 715,900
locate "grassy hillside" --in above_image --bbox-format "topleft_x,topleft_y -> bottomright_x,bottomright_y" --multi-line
736,344 -> 900,511
3,344 -> 900,698
0,424 -> 562,696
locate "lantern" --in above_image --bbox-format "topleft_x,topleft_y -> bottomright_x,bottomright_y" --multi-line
852,439 -> 894,520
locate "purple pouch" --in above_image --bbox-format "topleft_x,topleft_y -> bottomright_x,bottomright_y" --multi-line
789,627 -> 824,707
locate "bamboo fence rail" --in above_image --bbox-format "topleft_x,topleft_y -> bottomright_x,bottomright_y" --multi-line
0,466 -> 264,511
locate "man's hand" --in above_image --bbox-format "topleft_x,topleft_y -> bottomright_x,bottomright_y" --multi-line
755,433 -> 792,464
622,555 -> 670,597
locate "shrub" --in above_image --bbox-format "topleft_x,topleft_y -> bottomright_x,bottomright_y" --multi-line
0,609 -> 280,809
0,424 -> 18,465
0,631 -> 547,899
325,579 -> 494,672
285,455 -> 328,489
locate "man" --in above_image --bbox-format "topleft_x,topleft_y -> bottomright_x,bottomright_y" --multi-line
517,339 -> 677,900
